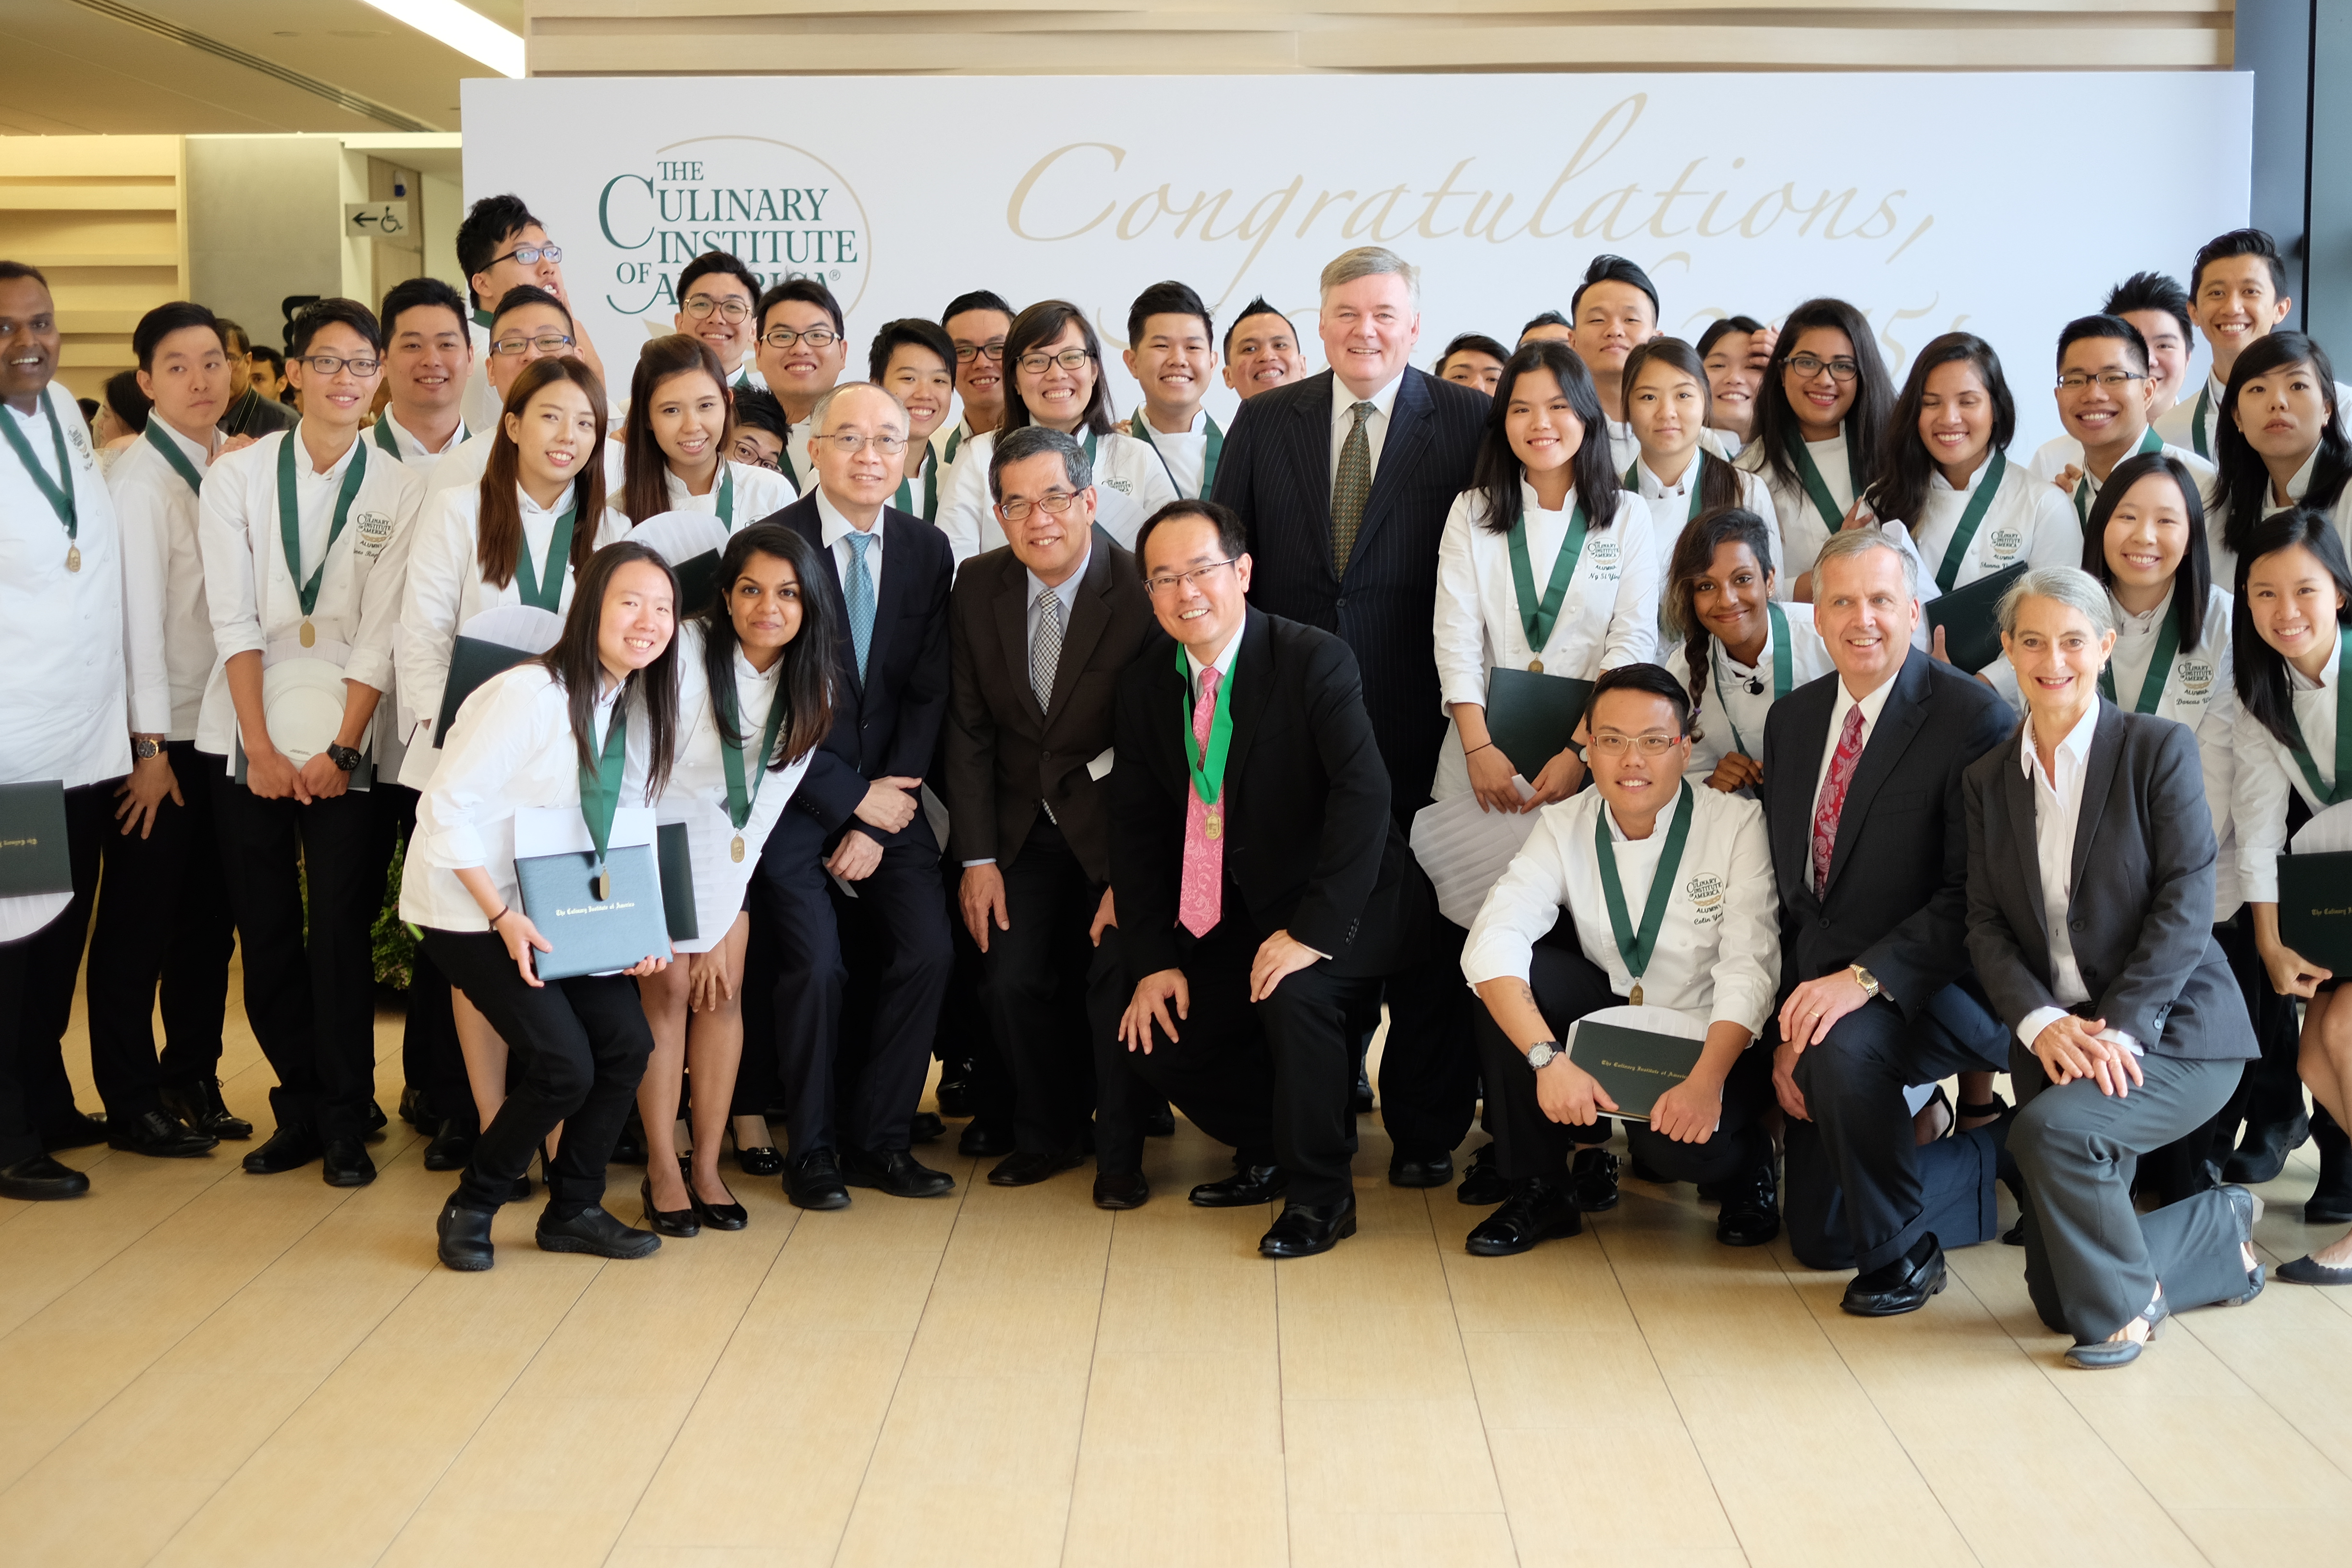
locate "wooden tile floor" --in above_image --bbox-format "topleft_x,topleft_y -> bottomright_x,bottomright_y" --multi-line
6,968 -> 2352,1568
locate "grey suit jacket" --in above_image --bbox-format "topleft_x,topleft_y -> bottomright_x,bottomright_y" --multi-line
1963,701 -> 2254,1061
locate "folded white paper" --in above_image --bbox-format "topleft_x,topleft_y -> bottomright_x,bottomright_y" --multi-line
1409,779 -> 1541,929
514,804 -> 657,860
1087,746 -> 1116,782
1565,1003 -> 1710,1048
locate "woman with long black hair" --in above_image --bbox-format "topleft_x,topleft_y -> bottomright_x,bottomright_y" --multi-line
1737,297 -> 1895,600
636,524 -> 836,1235
2208,331 -> 2352,589
404,540 -> 684,1271
615,333 -> 796,533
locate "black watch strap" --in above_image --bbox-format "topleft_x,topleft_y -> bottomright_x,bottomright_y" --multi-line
326,743 -> 363,772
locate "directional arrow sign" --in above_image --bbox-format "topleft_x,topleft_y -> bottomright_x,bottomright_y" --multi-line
344,201 -> 415,240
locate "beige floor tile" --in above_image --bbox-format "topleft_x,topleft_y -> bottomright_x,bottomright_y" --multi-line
1286,1507 -> 1519,1568
1283,1397 -> 1505,1515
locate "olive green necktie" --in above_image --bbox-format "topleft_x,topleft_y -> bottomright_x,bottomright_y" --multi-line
1331,401 -> 1373,577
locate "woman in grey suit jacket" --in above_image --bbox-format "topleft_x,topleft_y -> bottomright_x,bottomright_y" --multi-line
1963,566 -> 2265,1369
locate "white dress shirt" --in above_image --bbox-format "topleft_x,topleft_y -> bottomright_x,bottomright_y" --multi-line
2014,704 -> 2143,1054
1677,600 -> 1838,779
109,418 -> 220,741
1810,671 -> 1901,893
393,481 -> 632,781
403,663 -> 648,932
1741,430 -> 1856,602
2233,619 -> 2344,903
818,485 -> 887,591
1461,782 -> 1779,1038
936,427 -> 1177,564
1897,453 -> 2083,590
1129,407 -> 1213,500
662,458 -> 798,531
1602,417 -> 1639,480
1627,453 -> 1777,587
658,624 -> 812,950
783,417 -> 818,496
194,426 -> 423,760
1329,372 -> 1405,489
0,382 -> 147,788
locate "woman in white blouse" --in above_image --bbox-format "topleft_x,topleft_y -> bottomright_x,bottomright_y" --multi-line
936,300 -> 1177,563
615,334 -> 796,539
1664,507 -> 1834,794
1434,339 -> 1656,813
403,540 -> 682,1272
637,524 -> 834,1235
1620,337 -> 1777,591
1737,298 -> 1894,601
2230,508 -> 2352,1284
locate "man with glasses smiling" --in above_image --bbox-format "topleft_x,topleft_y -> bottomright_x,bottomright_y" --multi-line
672,251 -> 762,392
754,278 -> 851,491
2038,315 -> 2214,541
453,194 -> 605,437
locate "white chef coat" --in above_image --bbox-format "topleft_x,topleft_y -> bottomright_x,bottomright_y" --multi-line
1676,600 -> 1838,779
109,419 -> 222,742
1461,781 -> 1779,1039
368,409 -> 468,478
2233,619 -> 2345,904
1894,452 -> 2082,592
659,458 -> 798,532
1128,406 -> 1216,500
1625,452 -> 1777,588
937,427 -> 1178,564
2248,447 -> 2352,559
658,624 -> 813,950
1739,429 -> 1859,602
2013,702 -> 2143,1054
2100,585 -> 2241,919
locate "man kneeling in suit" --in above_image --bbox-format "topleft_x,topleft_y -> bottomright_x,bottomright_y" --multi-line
1112,499 -> 1431,1257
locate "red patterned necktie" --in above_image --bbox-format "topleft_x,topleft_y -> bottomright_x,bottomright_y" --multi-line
1178,667 -> 1225,937
1811,703 -> 1866,895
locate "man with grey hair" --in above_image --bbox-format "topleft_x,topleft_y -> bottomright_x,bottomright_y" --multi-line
1758,524 -> 2017,1314
942,426 -> 1158,1204
1212,245 -> 1491,1191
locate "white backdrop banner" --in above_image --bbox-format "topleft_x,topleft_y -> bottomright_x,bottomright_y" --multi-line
462,74 -> 2250,451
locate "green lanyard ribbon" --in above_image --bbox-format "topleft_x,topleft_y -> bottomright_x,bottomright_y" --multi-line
1623,452 -> 1707,525
1933,449 -> 2009,594
514,501 -> 576,612
2074,427 -> 2164,527
0,392 -> 79,547
717,668 -> 790,834
1132,410 -> 1225,499
143,419 -> 207,496
943,424 -> 965,469
1709,601 -> 1792,759
1594,780 -> 1696,1005
1787,429 -> 1863,536
2284,632 -> 2352,807
373,417 -> 403,458
579,701 -> 629,895
1178,644 -> 1237,807
2191,383 -> 2212,461
1506,502 -> 1591,655
890,447 -> 940,523
276,426 -> 368,623
2097,607 -> 2181,714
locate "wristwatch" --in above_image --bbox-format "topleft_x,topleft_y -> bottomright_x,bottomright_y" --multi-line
1851,965 -> 1881,1001
131,735 -> 163,761
325,743 -> 364,773
1525,1039 -> 1567,1070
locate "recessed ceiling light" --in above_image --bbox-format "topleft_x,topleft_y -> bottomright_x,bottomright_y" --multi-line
355,0 -> 524,77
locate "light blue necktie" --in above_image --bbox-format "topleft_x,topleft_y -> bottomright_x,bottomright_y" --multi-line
844,530 -> 877,683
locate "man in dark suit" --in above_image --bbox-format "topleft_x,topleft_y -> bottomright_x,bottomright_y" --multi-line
752,381 -> 957,1209
945,426 -> 1158,1205
1111,499 -> 1433,1258
1211,245 -> 1487,1186
1758,527 -> 2016,1314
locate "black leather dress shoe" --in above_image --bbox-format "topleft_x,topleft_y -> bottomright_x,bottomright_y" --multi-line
908,1111 -> 946,1145
243,1124 -> 323,1175
1350,1063 -> 1376,1115
1841,1233 -> 1946,1317
437,1201 -> 495,1271
1627,1151 -> 1676,1185
399,1085 -> 430,1127
1261,1197 -> 1357,1258
1190,1163 -> 1287,1207
0,1153 -> 90,1201
424,1116 -> 476,1172
933,1060 -> 975,1119
989,1148 -> 1084,1187
1715,1164 -> 1781,1248
640,1175 -> 700,1237
1456,1144 -> 1511,1206
321,1137 -> 377,1187
2222,1111 -> 2307,1185
107,1109 -> 218,1159
786,1149 -> 851,1211
537,1205 -> 662,1259
1465,1179 -> 1582,1256
958,1117 -> 1015,1157
844,1147 -> 956,1198
1570,1146 -> 1620,1212
1093,1169 -> 1150,1209
1388,1150 -> 1455,1188
41,1111 -> 107,1151
159,1078 -> 252,1140
365,1099 -> 389,1136
1144,1104 -> 1177,1138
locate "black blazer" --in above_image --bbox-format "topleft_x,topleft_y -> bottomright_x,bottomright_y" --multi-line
1758,647 -> 2014,1018
1964,701 -> 2253,1060
1110,610 -> 1422,980
1212,366 -> 1488,821
761,493 -> 954,842
943,538 -> 1155,882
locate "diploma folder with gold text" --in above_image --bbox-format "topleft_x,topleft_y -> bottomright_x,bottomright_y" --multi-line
1566,1007 -> 1709,1122
0,780 -> 71,897
2278,852 -> 2352,976
513,806 -> 672,981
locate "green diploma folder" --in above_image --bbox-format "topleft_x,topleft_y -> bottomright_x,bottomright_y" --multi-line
1924,561 -> 2028,674
0,780 -> 72,897
1483,668 -> 1593,781
435,636 -> 539,747
2279,851 -> 2352,976
1570,1019 -> 1706,1122
658,821 -> 699,944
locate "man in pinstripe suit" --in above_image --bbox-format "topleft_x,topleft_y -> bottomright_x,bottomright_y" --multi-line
1212,246 -> 1490,1188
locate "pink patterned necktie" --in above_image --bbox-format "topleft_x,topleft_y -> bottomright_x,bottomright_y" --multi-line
1178,666 -> 1225,937
1811,702 -> 1866,895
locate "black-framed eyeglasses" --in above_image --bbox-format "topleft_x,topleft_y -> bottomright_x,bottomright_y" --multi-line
489,243 -> 561,268
1017,348 -> 1095,375
729,434 -> 781,471
955,342 -> 1007,364
996,489 -> 1085,524
1144,559 -> 1237,597
762,326 -> 839,350
490,333 -> 575,357
682,295 -> 753,324
2057,370 -> 2148,392
1786,353 -> 1860,384
293,354 -> 382,377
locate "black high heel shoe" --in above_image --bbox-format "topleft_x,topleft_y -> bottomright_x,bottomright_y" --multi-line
687,1164 -> 749,1231
640,1173 -> 700,1237
726,1120 -> 784,1177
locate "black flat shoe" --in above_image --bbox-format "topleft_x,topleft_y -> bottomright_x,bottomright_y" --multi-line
41,1111 -> 107,1151
785,1148 -> 851,1211
243,1124 -> 323,1175
159,1078 -> 252,1140
1093,1169 -> 1150,1210
2066,1289 -> 2167,1369
957,1117 -> 1015,1157
1841,1233 -> 1946,1317
727,1122 -> 784,1177
1261,1197 -> 1357,1258
2222,1111 -> 2307,1185
639,1175 -> 700,1237
423,1116 -> 476,1172
2278,1255 -> 2352,1286
436,1201 -> 495,1271
908,1111 -> 946,1145
1190,1163 -> 1287,1208
1465,1179 -> 1581,1256
321,1137 -> 377,1188
1388,1150 -> 1454,1188
989,1148 -> 1084,1187
1571,1146 -> 1620,1212
1456,1144 -> 1511,1206
1715,1164 -> 1781,1248
510,1173 -> 533,1202
842,1147 -> 955,1198
107,1108 -> 218,1159
0,1153 -> 90,1201
537,1205 -> 661,1259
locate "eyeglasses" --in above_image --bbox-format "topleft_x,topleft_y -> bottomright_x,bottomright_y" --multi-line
1786,353 -> 1860,384
996,490 -> 1084,524
762,326 -> 839,350
490,333 -> 575,357
1587,733 -> 1684,756
2057,370 -> 2148,392
1017,348 -> 1096,375
488,243 -> 562,269
820,432 -> 906,455
681,295 -> 753,324
954,342 -> 1007,364
1144,559 -> 1237,597
293,354 -> 382,377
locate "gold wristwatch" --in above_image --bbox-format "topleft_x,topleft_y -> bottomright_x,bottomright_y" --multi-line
1851,965 -> 1881,1000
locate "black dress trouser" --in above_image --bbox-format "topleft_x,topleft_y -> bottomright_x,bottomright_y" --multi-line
1375,915 -> 1480,1159
0,782 -> 109,1165
212,774 -> 395,1142
421,928 -> 652,1216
